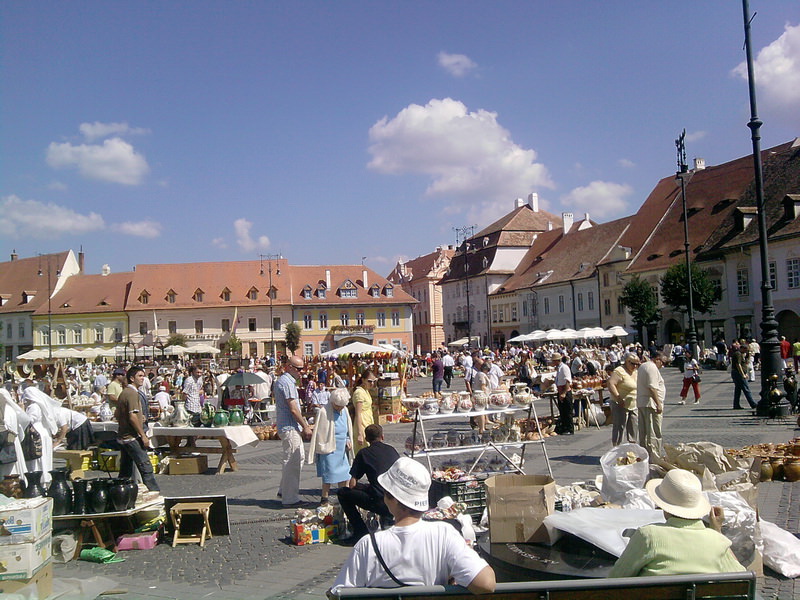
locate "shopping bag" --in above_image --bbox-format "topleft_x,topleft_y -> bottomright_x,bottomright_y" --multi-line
600,443 -> 650,504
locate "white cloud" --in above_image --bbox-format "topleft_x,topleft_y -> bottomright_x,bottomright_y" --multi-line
368,98 -> 553,219
685,130 -> 707,143
112,220 -> 162,238
46,137 -> 150,185
560,181 -> 633,219
233,218 -> 270,252
79,121 -> 150,141
211,237 -> 228,249
732,23 -> 800,122
47,181 -> 68,191
0,195 -> 105,238
437,52 -> 478,77
618,158 -> 635,168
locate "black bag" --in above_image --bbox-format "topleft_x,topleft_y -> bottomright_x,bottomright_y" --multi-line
21,424 -> 42,460
0,430 -> 17,464
519,363 -> 530,380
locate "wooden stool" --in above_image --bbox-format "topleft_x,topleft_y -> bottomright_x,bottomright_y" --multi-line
170,502 -> 213,547
74,519 -> 117,559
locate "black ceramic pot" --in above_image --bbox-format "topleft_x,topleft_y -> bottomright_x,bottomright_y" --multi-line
22,471 -> 46,498
89,478 -> 110,514
108,479 -> 129,512
47,468 -> 73,515
71,478 -> 88,515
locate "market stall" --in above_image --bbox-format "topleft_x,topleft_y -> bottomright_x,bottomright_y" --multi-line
150,425 -> 259,474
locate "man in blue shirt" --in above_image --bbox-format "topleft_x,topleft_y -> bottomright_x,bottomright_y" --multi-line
274,355 -> 312,507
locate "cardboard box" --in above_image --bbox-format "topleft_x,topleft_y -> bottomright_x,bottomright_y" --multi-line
117,530 -> 159,550
0,531 -> 52,579
0,497 -> 53,546
485,474 -> 555,544
376,413 -> 402,425
290,520 -> 337,545
169,454 -> 208,475
0,560 -> 52,597
54,449 -> 93,478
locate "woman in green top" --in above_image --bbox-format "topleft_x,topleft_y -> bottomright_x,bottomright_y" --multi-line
606,352 -> 639,446
610,469 -> 745,578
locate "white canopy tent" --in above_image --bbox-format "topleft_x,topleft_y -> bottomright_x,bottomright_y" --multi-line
321,341 -> 392,358
16,349 -> 48,361
186,343 -> 221,355
164,344 -> 189,355
606,326 -> 630,337
447,336 -> 481,347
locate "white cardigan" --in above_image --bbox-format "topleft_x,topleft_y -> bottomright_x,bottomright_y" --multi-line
306,403 -> 354,465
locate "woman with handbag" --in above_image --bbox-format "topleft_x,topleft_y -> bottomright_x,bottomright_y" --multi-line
21,387 -> 60,484
678,350 -> 702,405
0,388 -> 29,480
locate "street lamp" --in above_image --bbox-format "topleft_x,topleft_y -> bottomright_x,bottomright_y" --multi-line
37,254 -> 60,360
675,130 -> 698,359
454,226 -> 476,349
260,254 -> 282,360
741,0 -> 785,415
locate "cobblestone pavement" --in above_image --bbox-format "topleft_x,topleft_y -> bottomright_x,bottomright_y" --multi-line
51,366 -> 798,599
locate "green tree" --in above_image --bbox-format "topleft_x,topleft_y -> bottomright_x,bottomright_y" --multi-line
619,275 -> 661,342
166,333 -> 188,347
227,334 -> 242,355
660,262 -> 721,315
284,322 -> 302,355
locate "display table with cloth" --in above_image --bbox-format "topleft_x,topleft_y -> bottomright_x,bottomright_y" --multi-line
150,426 -> 259,474
53,497 -> 163,559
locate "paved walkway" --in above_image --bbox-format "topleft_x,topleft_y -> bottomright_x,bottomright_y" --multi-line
52,366 -> 798,599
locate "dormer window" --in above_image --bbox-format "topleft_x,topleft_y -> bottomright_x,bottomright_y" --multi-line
193,288 -> 204,302
221,288 -> 231,302
0,294 -> 9,307
482,257 -> 489,269
384,284 -> 394,298
166,289 -> 177,304
22,290 -> 36,304
370,284 -> 381,298
338,279 -> 357,298
248,287 -> 259,301
268,286 -> 277,301
139,290 -> 150,305
317,286 -> 327,299
302,285 -> 313,300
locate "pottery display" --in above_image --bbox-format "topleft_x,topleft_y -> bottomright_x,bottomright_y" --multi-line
22,471 -> 46,498
200,403 -> 216,426
71,478 -> 88,514
456,392 -> 473,412
438,395 -> 456,414
512,385 -> 533,407
89,478 -> 110,514
419,399 -> 440,416
401,397 -> 424,411
213,409 -> 230,427
159,405 -> 175,426
488,390 -> 512,409
0,475 -> 24,499
171,401 -> 192,427
47,468 -> 73,515
99,403 -> 113,422
471,390 -> 488,411
228,406 -> 245,426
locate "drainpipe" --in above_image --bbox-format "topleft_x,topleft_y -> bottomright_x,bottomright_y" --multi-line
569,280 -> 577,330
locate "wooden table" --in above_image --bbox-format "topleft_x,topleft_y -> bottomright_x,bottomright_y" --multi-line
150,426 -> 259,474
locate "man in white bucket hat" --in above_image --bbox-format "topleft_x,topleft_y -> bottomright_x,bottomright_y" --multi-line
332,457 -> 495,593
610,469 -> 745,577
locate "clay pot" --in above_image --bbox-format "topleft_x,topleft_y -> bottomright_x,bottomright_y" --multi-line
89,479 -> 110,514
791,443 -> 800,457
770,457 -> 786,481
228,407 -> 245,426
71,478 -> 88,514
759,458 -> 774,482
22,471 -> 46,498
47,468 -> 73,516
108,479 -> 129,512
784,458 -> 800,482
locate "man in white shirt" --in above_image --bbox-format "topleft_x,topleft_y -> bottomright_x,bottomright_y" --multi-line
154,385 -> 172,414
637,352 -> 669,462
332,458 -> 495,593
487,359 -> 504,390
441,351 -> 456,389
554,354 -> 574,435
254,366 -> 273,403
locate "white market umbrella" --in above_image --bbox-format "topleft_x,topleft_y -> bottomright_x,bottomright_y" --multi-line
98,345 -> 128,357
186,343 -> 221,355
77,348 -> 102,359
606,326 -> 630,337
378,343 -> 406,357
508,333 -> 530,343
560,328 -> 580,340
16,349 -> 47,361
321,341 -> 389,358
447,336 -> 481,347
52,348 -> 80,359
529,330 -> 548,341
164,344 -> 188,355
544,329 -> 567,340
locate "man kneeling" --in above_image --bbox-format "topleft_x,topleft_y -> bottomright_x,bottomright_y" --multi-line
332,457 -> 495,594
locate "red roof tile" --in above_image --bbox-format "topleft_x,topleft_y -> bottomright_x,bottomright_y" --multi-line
34,272 -> 132,315
0,251 -> 71,315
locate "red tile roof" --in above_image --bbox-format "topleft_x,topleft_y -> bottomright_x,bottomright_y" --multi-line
0,251 -> 71,315
386,247 -> 454,284
34,272 -> 132,315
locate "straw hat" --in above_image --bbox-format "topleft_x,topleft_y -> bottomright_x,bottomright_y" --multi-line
645,469 -> 710,519
378,457 -> 431,511
551,353 -> 562,361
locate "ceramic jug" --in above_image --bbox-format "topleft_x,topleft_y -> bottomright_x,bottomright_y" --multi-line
89,479 -> 110,514
200,403 -> 216,426
171,401 -> 192,427
71,478 -> 88,514
213,409 -> 230,427
228,406 -> 244,426
47,468 -> 73,515
22,471 -> 46,498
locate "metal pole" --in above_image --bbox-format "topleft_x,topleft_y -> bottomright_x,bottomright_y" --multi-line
47,262 -> 53,360
675,132 -> 698,359
741,0 -> 783,414
269,262 -> 275,359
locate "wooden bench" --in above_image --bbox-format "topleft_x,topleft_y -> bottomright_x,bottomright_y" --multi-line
327,571 -> 756,600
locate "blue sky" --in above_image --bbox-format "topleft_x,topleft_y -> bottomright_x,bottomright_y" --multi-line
2,1 -> 798,276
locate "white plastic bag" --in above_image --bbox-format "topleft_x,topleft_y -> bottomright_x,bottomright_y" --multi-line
761,520 -> 800,578
600,443 -> 650,504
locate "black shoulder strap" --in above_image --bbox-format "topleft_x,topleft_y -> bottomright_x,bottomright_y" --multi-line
368,529 -> 406,587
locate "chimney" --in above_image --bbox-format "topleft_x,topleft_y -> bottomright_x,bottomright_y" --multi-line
528,193 -> 539,212
101,264 -> 111,276
78,250 -> 85,273
514,197 -> 525,209
547,221 -> 553,231
325,269 -> 331,289
10,250 -> 17,261
693,157 -> 706,171
362,268 -> 368,288
584,213 -> 590,223
562,212 -> 574,234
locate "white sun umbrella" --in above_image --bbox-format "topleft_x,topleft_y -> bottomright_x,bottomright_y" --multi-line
529,330 -> 548,341
508,333 -> 531,343
98,345 -> 127,357
186,343 -> 221,355
544,328 -> 567,340
561,328 -> 580,340
606,326 -> 630,337
378,343 -> 407,357
164,344 -> 188,355
52,348 -> 80,359
321,341 -> 389,358
16,349 -> 48,361
78,347 -> 102,359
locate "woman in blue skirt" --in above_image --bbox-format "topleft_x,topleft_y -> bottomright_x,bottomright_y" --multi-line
307,387 -> 354,504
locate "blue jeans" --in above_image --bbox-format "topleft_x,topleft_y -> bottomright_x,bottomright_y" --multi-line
732,373 -> 756,409
432,378 -> 444,394
118,437 -> 160,491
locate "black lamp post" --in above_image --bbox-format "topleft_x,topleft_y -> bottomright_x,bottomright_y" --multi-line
454,226 -> 476,349
37,255 -> 60,360
675,130 -> 699,360
260,254 -> 282,359
741,0 -> 785,415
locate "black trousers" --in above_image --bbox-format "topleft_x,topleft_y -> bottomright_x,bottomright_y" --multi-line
337,485 -> 392,538
556,391 -> 574,434
443,366 -> 454,388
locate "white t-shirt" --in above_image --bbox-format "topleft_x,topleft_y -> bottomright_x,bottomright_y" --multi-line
254,370 -> 273,400
54,406 -> 88,430
636,360 -> 665,410
683,358 -> 700,380
332,520 -> 488,589
555,362 -> 572,387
